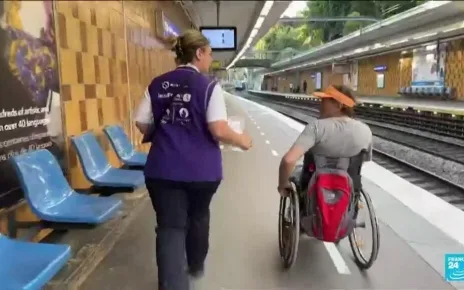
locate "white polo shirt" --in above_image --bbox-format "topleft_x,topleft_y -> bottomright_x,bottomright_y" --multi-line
134,63 -> 228,124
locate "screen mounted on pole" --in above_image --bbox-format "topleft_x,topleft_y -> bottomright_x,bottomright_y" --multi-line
200,26 -> 237,51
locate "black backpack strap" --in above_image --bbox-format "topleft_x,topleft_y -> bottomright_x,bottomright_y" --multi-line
347,149 -> 366,193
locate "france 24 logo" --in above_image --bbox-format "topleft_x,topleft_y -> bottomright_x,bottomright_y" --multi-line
445,254 -> 464,281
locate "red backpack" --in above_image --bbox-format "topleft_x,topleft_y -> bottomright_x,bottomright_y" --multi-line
300,155 -> 360,243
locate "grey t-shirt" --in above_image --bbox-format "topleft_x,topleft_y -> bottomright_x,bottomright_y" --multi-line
294,117 -> 373,160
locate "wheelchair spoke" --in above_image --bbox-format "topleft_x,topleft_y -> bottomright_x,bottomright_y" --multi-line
349,188 -> 380,270
278,185 -> 300,269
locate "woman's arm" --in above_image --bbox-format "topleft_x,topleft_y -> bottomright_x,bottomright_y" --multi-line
134,88 -> 153,135
206,84 -> 251,150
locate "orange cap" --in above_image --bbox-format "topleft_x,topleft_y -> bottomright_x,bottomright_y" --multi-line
313,85 -> 356,107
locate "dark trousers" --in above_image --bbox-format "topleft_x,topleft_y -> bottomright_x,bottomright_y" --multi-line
146,178 -> 220,290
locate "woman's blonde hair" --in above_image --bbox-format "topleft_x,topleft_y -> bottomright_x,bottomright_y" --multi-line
166,29 -> 210,65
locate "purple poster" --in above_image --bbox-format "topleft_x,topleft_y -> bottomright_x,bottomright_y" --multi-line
0,1 -> 64,208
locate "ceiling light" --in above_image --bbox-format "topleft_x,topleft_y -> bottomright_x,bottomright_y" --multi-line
260,1 -> 274,16
413,32 -> 437,40
255,16 -> 265,29
226,1 -> 274,70
250,28 -> 258,38
390,39 -> 409,46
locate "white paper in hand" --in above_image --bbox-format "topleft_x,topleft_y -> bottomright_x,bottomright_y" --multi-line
227,116 -> 245,152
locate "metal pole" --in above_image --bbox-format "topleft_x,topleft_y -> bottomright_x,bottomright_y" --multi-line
216,1 -> 220,26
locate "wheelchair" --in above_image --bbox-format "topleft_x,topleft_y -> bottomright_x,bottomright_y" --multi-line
278,153 -> 380,270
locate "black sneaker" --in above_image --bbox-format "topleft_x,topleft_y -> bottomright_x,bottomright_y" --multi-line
188,265 -> 205,278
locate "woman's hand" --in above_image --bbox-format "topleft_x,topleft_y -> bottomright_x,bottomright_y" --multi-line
277,182 -> 292,197
136,122 -> 150,135
238,133 -> 252,150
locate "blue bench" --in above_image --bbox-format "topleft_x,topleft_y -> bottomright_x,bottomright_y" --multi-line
11,149 -> 123,224
0,233 -> 71,290
71,132 -> 145,189
103,125 -> 147,167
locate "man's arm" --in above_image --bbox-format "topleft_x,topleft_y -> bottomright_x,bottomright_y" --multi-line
278,121 -> 319,190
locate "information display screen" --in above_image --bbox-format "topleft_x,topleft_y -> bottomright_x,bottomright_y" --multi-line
200,26 -> 237,51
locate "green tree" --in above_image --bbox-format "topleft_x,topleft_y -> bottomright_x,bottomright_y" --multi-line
350,1 -> 380,18
258,24 -> 308,52
305,0 -> 428,40
375,1 -> 427,18
306,1 -> 352,42
255,0 -> 428,54
255,38 -> 266,51
343,11 -> 364,35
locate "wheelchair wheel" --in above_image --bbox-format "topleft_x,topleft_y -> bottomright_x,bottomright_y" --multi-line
348,188 -> 380,269
278,183 -> 300,269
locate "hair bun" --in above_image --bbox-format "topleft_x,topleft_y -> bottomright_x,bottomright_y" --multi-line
174,38 -> 184,56
166,36 -> 178,50
166,36 -> 184,57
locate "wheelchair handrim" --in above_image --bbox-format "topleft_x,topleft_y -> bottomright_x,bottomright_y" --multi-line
349,188 -> 380,269
278,184 -> 300,268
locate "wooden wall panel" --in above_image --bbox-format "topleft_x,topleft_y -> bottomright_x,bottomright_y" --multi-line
57,1 -> 128,187
57,0 -> 186,188
357,52 -> 401,96
124,1 -> 176,152
446,39 -> 464,100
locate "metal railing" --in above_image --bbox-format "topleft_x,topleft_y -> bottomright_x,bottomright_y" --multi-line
242,49 -> 305,62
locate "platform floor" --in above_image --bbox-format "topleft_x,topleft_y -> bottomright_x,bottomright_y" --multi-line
250,90 -> 464,115
55,94 -> 464,290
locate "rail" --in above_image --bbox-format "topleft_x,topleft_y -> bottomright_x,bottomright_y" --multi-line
247,90 -> 464,140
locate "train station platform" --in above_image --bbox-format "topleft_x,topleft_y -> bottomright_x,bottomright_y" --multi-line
250,90 -> 464,116
47,93 -> 464,289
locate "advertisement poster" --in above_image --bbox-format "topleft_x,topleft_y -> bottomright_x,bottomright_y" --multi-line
0,1 -> 64,208
342,61 -> 359,91
351,60 -> 358,91
315,72 -> 322,90
411,43 -> 446,88
343,74 -> 350,87
376,73 -> 385,88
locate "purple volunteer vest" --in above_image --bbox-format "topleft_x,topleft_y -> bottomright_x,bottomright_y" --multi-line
144,66 -> 222,182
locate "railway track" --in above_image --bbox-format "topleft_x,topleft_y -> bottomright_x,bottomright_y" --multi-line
247,94 -> 464,166
240,93 -> 464,211
371,150 -> 464,210
246,90 -> 464,140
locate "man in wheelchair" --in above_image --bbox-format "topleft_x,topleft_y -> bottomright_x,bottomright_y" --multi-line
277,85 -> 372,239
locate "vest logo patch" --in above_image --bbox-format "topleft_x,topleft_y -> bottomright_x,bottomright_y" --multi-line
183,93 -> 191,102
179,108 -> 189,118
158,92 -> 172,99
162,81 -> 180,90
